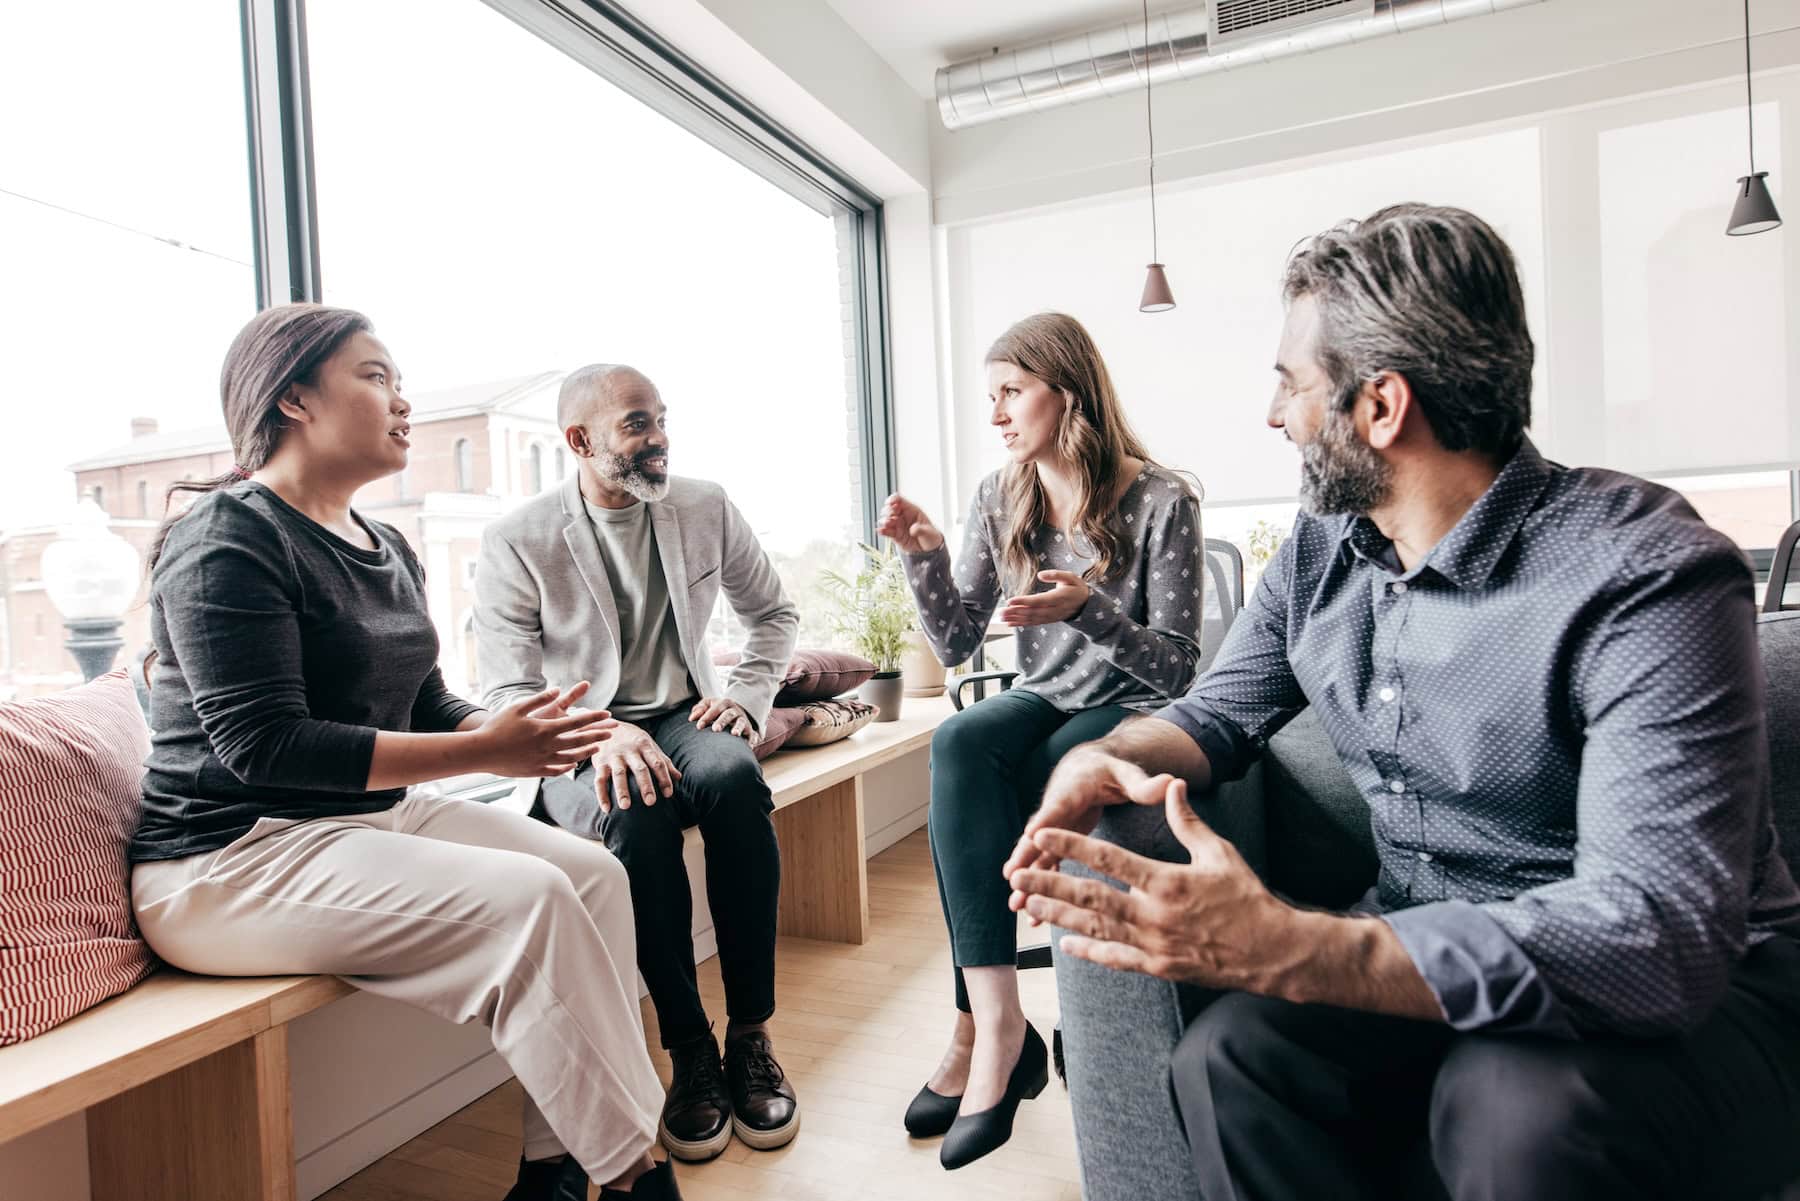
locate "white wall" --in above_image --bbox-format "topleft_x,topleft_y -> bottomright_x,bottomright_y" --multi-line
0,1114 -> 87,1201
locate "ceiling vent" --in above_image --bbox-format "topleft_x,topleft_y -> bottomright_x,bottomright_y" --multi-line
1209,0 -> 1376,47
936,0 -> 1548,131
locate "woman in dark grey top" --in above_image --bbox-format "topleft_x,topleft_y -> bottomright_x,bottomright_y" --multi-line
127,304 -> 681,1201
878,312 -> 1204,1168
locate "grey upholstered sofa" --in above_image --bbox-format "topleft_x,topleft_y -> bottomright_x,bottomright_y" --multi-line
1053,610 -> 1800,1201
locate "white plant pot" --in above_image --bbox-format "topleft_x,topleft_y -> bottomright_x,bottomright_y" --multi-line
900,630 -> 945,697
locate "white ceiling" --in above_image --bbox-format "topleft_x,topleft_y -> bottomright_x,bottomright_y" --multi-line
823,0 -> 1151,99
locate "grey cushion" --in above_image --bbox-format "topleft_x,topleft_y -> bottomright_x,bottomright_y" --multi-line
1261,708 -> 1374,909
1759,611 -> 1800,882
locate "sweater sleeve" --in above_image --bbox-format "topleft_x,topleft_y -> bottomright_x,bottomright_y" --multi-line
904,487 -> 1003,668
1064,487 -> 1205,699
154,496 -> 377,791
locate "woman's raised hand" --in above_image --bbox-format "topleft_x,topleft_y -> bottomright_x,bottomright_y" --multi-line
877,493 -> 945,555
474,683 -> 617,778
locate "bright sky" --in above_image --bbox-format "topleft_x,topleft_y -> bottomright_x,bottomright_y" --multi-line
0,0 -> 855,552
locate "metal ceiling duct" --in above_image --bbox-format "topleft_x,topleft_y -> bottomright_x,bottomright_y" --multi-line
935,0 -> 1547,130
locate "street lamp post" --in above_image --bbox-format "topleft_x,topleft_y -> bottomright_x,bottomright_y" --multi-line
42,499 -> 142,682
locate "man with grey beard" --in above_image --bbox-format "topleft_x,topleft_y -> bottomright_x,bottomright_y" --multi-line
474,364 -> 802,1166
1006,205 -> 1800,1200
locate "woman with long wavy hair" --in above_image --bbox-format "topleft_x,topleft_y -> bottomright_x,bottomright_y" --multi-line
878,311 -> 1205,1169
130,303 -> 679,1201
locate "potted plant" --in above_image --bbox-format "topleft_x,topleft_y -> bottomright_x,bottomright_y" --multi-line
1245,518 -> 1288,588
819,542 -> 915,722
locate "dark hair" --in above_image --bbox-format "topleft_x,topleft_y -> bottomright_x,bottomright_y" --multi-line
1282,203 -> 1534,458
146,303 -> 372,572
985,312 -> 1163,591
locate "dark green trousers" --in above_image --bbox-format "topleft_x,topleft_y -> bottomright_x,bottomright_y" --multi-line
927,688 -> 1132,1012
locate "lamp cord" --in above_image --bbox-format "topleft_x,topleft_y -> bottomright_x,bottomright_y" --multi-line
1144,0 -> 1159,262
1746,0 -> 1757,174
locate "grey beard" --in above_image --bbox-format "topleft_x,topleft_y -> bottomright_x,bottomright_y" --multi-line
597,450 -> 670,502
1297,407 -> 1392,516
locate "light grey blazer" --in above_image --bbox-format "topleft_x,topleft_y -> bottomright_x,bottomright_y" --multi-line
474,474 -> 798,805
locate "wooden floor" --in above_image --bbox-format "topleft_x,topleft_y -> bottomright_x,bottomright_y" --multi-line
320,829 -> 1082,1201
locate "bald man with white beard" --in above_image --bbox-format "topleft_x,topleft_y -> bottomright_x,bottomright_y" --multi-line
475,364 -> 802,1164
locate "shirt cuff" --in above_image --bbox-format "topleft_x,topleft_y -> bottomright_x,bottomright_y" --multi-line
1381,901 -> 1575,1037
1150,699 -> 1256,784
1065,584 -> 1125,644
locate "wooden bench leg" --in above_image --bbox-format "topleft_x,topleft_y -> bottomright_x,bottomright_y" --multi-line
772,776 -> 870,944
88,1025 -> 295,1201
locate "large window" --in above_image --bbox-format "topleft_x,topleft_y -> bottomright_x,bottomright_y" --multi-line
0,2 -> 254,699
304,0 -> 868,690
945,74 -> 1800,571
0,0 -> 889,703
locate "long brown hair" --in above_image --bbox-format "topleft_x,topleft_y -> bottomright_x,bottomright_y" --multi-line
986,312 -> 1156,592
146,303 -> 372,573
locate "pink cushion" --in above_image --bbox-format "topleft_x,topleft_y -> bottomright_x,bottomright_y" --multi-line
712,648 -> 879,703
752,708 -> 806,761
0,672 -> 154,1045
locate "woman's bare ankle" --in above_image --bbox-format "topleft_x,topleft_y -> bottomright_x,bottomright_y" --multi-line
926,1011 -> 976,1094
600,1152 -> 656,1192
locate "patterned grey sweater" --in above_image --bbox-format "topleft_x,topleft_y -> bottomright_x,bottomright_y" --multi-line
905,464 -> 1205,714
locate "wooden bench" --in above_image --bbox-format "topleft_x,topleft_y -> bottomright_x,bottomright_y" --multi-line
758,693 -> 952,945
0,694 -> 954,1199
0,971 -> 353,1200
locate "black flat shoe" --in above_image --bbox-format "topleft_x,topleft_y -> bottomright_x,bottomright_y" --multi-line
939,1024 -> 1049,1171
598,1157 -> 682,1200
903,1083 -> 962,1138
502,1153 -> 589,1201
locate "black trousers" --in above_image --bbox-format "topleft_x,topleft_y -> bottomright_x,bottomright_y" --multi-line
927,689 -> 1133,1011
1168,936 -> 1800,1201
538,704 -> 780,1049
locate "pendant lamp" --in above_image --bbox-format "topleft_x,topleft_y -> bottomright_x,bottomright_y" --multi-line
1139,0 -> 1175,311
1728,0 -> 1782,236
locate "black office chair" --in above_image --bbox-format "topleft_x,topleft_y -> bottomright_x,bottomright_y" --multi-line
1766,519 -> 1800,613
944,538 -> 1247,1078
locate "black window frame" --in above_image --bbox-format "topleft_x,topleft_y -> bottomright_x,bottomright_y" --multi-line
235,0 -> 895,537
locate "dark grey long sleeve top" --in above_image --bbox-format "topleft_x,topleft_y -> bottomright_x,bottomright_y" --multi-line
904,464 -> 1205,713
132,483 -> 480,862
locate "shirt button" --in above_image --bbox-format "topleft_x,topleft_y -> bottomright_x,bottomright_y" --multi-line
1378,687 -> 1396,703
1390,581 -> 1409,595
1388,778 -> 1405,794
1417,851 -> 1434,863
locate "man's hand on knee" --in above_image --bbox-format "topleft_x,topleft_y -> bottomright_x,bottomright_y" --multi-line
593,722 -> 682,813
688,696 -> 753,741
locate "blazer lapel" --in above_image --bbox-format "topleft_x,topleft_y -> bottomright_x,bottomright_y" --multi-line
650,502 -> 696,669
560,476 -> 622,654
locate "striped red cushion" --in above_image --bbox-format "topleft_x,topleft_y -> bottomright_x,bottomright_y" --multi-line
0,671 -> 154,1045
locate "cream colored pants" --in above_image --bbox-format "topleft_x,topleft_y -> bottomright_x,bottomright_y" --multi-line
131,793 -> 663,1182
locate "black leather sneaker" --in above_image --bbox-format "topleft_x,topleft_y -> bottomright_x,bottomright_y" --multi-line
723,1030 -> 800,1151
659,1032 -> 732,1163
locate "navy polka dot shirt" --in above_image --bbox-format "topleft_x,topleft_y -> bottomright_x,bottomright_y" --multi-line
1157,440 -> 1800,1038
